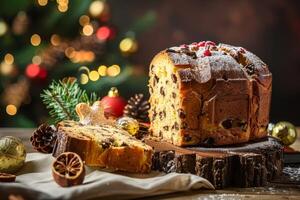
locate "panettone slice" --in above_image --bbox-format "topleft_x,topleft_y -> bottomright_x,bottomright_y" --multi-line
148,42 -> 272,146
53,120 -> 153,173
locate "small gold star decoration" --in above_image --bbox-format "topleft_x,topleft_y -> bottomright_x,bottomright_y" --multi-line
75,101 -> 115,126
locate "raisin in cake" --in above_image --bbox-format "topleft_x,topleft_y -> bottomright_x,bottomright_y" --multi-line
53,120 -> 153,173
149,41 -> 272,146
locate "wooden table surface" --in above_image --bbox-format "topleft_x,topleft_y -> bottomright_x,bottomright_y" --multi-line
1,128 -> 300,200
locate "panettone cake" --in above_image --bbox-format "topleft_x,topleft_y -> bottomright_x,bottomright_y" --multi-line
52,120 -> 153,173
149,41 -> 272,146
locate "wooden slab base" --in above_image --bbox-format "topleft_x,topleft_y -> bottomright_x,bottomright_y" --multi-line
145,137 -> 283,189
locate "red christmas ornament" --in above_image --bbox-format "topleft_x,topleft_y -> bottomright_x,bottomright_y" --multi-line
197,41 -> 205,47
101,87 -> 126,118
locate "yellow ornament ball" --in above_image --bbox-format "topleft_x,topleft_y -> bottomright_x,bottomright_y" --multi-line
0,136 -> 26,173
271,121 -> 298,146
116,117 -> 139,136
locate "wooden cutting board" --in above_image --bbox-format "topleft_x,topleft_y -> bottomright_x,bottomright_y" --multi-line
145,137 -> 283,189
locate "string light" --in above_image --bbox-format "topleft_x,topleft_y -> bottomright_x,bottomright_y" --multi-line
107,64 -> 120,77
32,55 -> 42,65
119,38 -> 138,54
50,34 -> 60,46
89,70 -> 100,81
30,34 -> 41,46
96,26 -> 111,41
82,24 -> 94,36
98,65 -> 107,76
79,15 -> 90,26
80,74 -> 89,84
0,62 -> 13,75
6,104 -> 17,116
0,20 -> 7,36
26,63 -> 40,78
38,0 -> 48,6
89,0 -> 105,17
4,53 -> 14,65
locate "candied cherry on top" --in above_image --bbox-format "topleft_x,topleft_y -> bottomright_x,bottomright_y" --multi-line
203,49 -> 212,57
205,41 -> 216,46
197,41 -> 206,47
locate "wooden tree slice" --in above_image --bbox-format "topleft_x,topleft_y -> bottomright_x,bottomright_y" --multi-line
145,137 -> 283,189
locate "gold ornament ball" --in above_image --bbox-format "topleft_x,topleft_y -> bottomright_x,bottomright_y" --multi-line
116,117 -> 139,136
271,121 -> 298,146
0,136 -> 26,173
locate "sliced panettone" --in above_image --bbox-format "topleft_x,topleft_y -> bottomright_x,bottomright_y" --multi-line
53,120 -> 153,173
149,41 -> 272,146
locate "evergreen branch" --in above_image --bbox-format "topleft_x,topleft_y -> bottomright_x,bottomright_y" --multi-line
41,80 -> 99,123
47,89 -> 73,120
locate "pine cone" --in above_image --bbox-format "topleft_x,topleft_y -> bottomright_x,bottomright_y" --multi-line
124,94 -> 150,122
30,124 -> 57,153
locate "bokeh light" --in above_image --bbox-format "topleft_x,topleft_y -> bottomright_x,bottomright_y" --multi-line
6,104 -> 17,116
38,68 -> 47,79
89,70 -> 100,81
107,64 -> 120,77
26,63 -> 40,78
30,34 -> 41,46
50,34 -> 60,46
84,51 -> 95,62
79,66 -> 90,74
96,26 -> 111,40
57,0 -> 69,4
69,50 -> 95,63
58,4 -> 68,12
38,0 -> 48,6
89,0 -> 105,17
80,73 -> 89,84
4,53 -> 14,65
65,47 -> 75,58
98,65 -> 107,76
82,24 -> 94,36
0,21 -> 8,36
79,15 -> 90,26
119,38 -> 138,53
0,62 -> 13,75
32,55 -> 42,65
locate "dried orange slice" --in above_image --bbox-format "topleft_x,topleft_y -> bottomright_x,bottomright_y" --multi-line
0,173 -> 16,182
52,152 -> 85,187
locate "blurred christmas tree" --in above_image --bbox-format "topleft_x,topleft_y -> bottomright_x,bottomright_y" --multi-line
0,0 -> 156,127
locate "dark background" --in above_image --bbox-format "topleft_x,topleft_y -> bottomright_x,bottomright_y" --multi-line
111,0 -> 300,124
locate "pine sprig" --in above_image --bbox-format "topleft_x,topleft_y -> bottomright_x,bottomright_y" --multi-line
41,80 -> 98,123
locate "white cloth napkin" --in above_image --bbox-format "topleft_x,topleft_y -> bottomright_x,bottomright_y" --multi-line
0,153 -> 214,200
